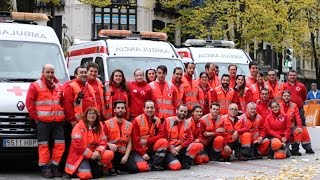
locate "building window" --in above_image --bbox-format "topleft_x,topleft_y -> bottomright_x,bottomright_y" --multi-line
92,1 -> 137,40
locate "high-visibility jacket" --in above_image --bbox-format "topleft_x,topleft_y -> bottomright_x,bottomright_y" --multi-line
237,87 -> 253,112
215,86 -> 236,115
265,80 -> 283,101
221,115 -> 243,143
250,83 -> 274,102
88,78 -> 106,119
149,81 -> 177,119
32,79 -> 65,122
65,120 -> 107,175
280,102 -> 302,128
171,79 -> 185,105
104,117 -> 132,153
135,114 -> 161,151
229,76 -> 236,89
68,80 -> 97,121
166,116 -> 191,146
240,113 -> 266,141
182,76 -> 201,110
246,76 -> 256,87
209,76 -> 220,88
198,86 -> 217,114
104,84 -> 129,120
199,113 -> 223,145
187,117 -> 202,140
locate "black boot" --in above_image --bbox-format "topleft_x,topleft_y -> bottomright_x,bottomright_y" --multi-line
268,150 -> 274,159
41,166 -> 53,179
51,165 -> 62,177
291,143 -> 302,156
180,156 -> 190,169
306,149 -> 315,154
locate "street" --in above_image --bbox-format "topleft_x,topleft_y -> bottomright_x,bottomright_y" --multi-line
0,151 -> 319,180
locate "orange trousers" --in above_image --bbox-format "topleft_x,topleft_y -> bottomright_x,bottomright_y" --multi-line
271,138 -> 287,159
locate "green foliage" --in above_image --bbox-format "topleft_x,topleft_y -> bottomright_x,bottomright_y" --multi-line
78,0 -> 111,7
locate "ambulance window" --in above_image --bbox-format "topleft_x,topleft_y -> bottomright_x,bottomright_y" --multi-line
95,57 -> 105,82
81,57 -> 93,66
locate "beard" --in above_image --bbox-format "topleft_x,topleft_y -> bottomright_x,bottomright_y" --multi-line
178,114 -> 186,120
116,112 -> 124,118
222,83 -> 229,89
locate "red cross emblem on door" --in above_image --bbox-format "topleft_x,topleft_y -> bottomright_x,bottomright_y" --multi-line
7,86 -> 27,96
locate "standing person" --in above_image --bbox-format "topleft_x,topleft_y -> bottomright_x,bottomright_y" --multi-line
250,72 -> 274,102
149,65 -> 179,121
228,64 -> 237,88
199,103 -> 225,161
280,91 -> 314,155
64,65 -> 97,126
64,107 -> 114,179
256,88 -> 272,120
145,68 -> 157,83
234,74 -> 253,113
105,69 -> 129,120
104,101 -> 148,174
161,104 -> 203,170
306,83 -> 320,102
182,62 -> 201,114
127,68 -> 152,120
187,105 -> 209,165
26,64 -> 65,178
246,61 -> 259,87
171,67 -> 185,105
86,63 -> 106,119
239,103 -> 270,159
215,65 -> 220,77
205,63 -> 220,88
265,69 -> 283,101
131,101 -> 169,171
198,72 -> 217,115
215,74 -> 240,115
282,70 -> 307,125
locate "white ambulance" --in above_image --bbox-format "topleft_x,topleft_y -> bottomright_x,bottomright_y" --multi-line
0,12 -> 69,155
177,39 -> 252,78
67,30 -> 184,82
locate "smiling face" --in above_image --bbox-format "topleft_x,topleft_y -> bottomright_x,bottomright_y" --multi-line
236,75 -> 245,87
147,70 -> 156,82
134,70 -> 144,82
270,102 -> 280,113
229,65 -> 237,78
192,107 -> 203,120
86,109 -> 97,123
144,101 -> 155,117
76,67 -> 88,83
157,68 -> 166,82
42,65 -> 55,82
228,104 -> 238,117
177,105 -> 188,120
87,67 -> 98,81
186,63 -> 195,76
113,71 -> 123,85
173,69 -> 183,83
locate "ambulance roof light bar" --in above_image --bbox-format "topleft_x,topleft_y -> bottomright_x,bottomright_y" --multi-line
0,11 -> 49,23
183,39 -> 206,47
183,39 -> 235,48
98,29 -> 168,41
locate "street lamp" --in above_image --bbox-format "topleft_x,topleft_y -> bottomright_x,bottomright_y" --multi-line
61,24 -> 73,51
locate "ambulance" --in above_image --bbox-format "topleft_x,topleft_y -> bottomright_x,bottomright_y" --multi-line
177,39 -> 252,78
67,30 -> 184,82
0,12 -> 69,155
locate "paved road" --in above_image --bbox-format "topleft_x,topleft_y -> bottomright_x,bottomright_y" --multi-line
1,151 -> 319,180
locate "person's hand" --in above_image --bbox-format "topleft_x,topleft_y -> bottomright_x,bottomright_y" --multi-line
142,154 -> 150,161
253,140 -> 258,144
174,145 -> 182,153
194,139 -> 200,143
257,137 -> 263,144
232,131 -> 238,141
91,151 -> 100,160
223,146 -> 231,153
204,132 -> 214,137
120,155 -> 129,164
281,137 -> 287,143
140,138 -> 147,145
170,148 -> 178,156
296,128 -> 303,134
216,128 -> 225,133
108,143 -> 117,152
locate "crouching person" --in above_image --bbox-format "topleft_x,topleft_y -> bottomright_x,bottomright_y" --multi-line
104,101 -> 149,175
161,104 -> 203,170
132,100 -> 168,171
64,107 -> 114,179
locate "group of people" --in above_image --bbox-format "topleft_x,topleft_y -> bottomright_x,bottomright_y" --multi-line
26,61 -> 316,179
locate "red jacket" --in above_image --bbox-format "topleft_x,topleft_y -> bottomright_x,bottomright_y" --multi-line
188,117 -> 202,140
199,84 -> 217,115
246,75 -> 256,87
265,112 -> 291,139
88,79 -> 105,117
63,80 -> 96,122
127,81 -> 152,117
256,100 -> 272,120
280,101 -> 302,128
282,82 -> 307,109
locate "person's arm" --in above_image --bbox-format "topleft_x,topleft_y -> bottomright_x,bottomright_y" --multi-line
180,128 -> 193,149
301,85 -> 307,102
246,89 -> 254,103
63,85 -> 76,122
232,91 -> 241,109
234,119 -> 249,134
294,105 -> 303,128
71,126 -> 93,159
125,137 -> 132,158
95,128 -> 107,154
210,88 -> 217,103
284,115 -> 291,140
147,120 -> 167,146
258,117 -> 266,138
131,120 -> 146,156
173,87 -> 180,110
26,83 -> 39,121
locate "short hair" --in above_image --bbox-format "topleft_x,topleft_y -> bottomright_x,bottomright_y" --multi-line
184,62 -> 195,69
74,65 -> 87,76
205,63 -> 215,70
86,62 -> 99,71
210,102 -> 220,109
268,69 -> 276,74
215,65 -> 219,69
144,100 -> 155,108
260,87 -> 269,93
228,64 -> 237,71
246,102 -> 256,109
268,100 -> 279,108
289,70 -> 297,74
258,72 -> 264,77
173,67 -> 183,74
113,100 -> 126,109
177,104 -> 188,110
221,74 -> 230,80
249,61 -> 258,69
282,90 -> 291,95
191,104 -> 202,112
157,65 -> 167,74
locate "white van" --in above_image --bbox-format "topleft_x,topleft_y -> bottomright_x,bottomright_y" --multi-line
177,39 -> 252,78
0,12 -> 69,155
67,30 -> 184,82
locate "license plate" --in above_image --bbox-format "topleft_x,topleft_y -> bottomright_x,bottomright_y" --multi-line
3,139 -> 38,147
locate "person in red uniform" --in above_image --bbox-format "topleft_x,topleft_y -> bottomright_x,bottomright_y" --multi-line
280,91 -> 314,155
171,67 -> 185,105
265,69 -> 283,101
145,68 -> 156,83
246,61 -> 258,87
234,74 -> 253,114
127,68 -> 152,120
86,63 -> 106,119
149,65 -> 179,121
256,88 -> 272,120
265,101 -> 291,159
160,104 -> 203,170
197,72 -> 217,115
105,69 -> 130,120
282,70 -> 307,126
26,64 -> 65,178
215,74 -> 240,115
228,64 -> 237,88
131,100 -> 168,171
64,107 -> 114,179
205,63 -> 220,88
250,72 -> 274,102
64,65 -> 97,126
187,105 -> 209,165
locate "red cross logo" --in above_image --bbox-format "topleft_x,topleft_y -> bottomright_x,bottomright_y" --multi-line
7,86 -> 27,96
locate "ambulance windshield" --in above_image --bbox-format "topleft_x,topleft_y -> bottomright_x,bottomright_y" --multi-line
195,63 -> 250,78
107,57 -> 184,81
0,40 -> 69,83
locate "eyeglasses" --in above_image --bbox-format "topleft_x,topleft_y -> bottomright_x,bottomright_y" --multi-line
88,112 -> 97,115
